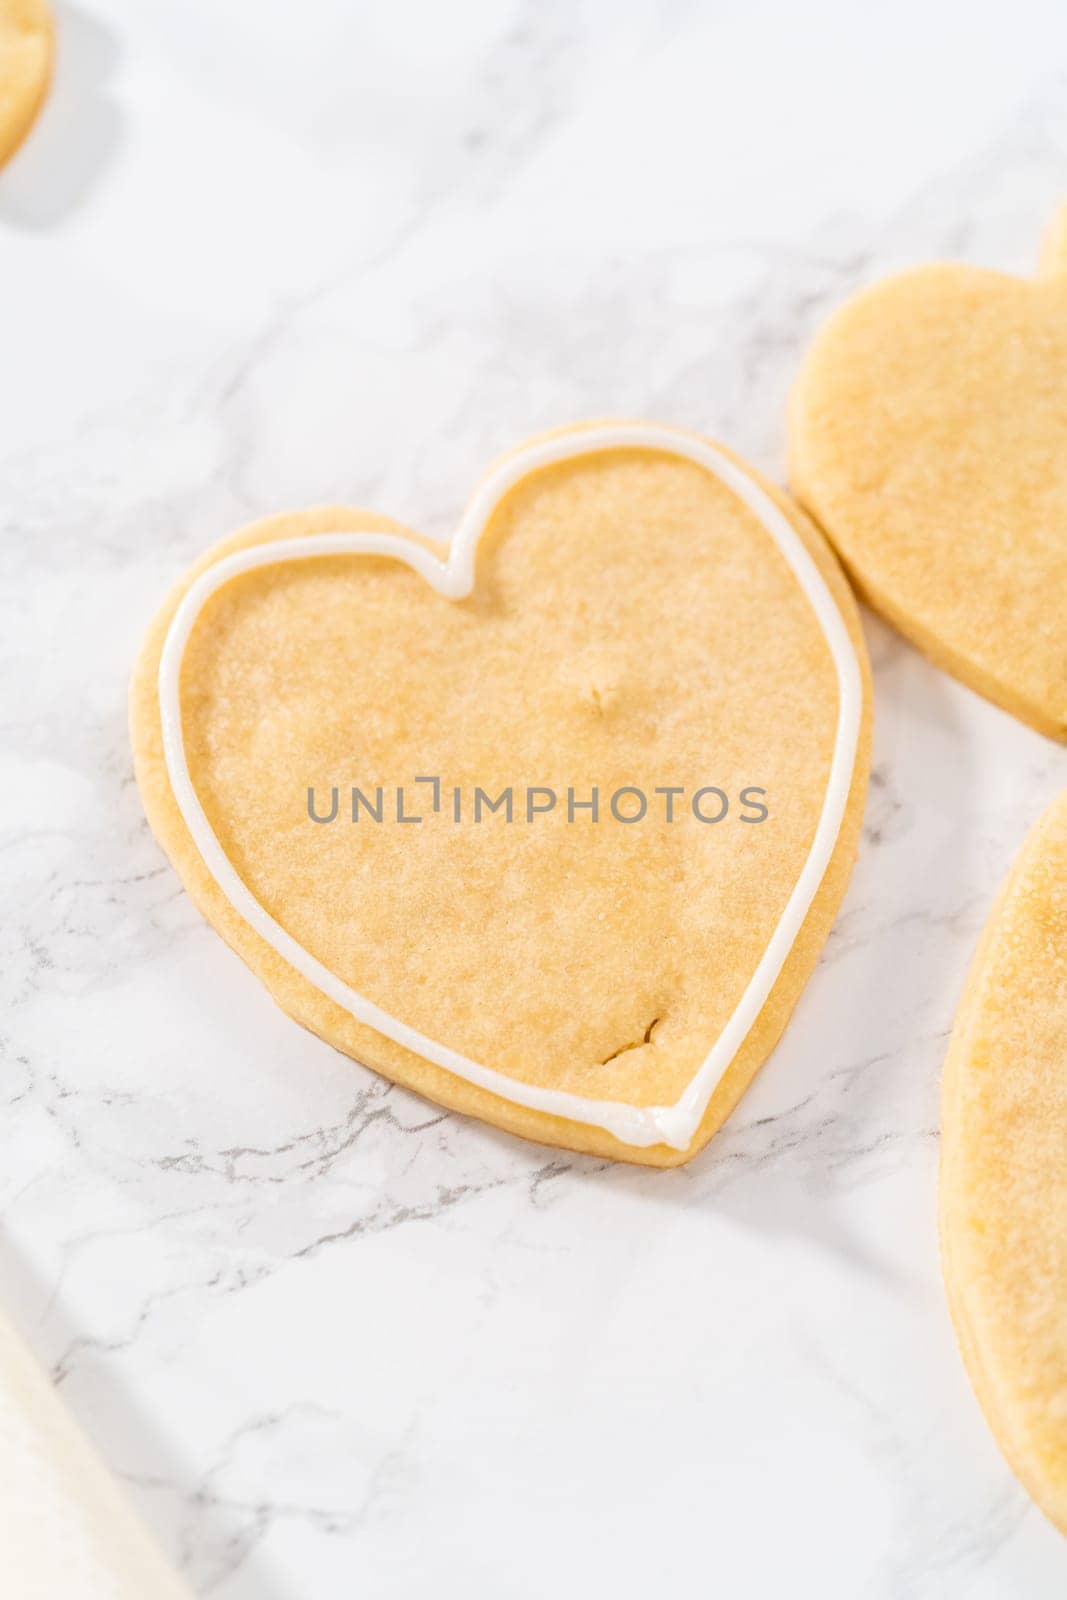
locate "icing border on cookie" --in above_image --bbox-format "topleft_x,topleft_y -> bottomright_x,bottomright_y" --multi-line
158,424 -> 863,1150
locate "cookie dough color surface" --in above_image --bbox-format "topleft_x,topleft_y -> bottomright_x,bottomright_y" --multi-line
940,789 -> 1067,1536
790,209 -> 1067,740
0,0 -> 51,168
132,423 -> 871,1165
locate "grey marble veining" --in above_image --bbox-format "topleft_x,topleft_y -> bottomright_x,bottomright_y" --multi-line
1,2 -> 1066,1595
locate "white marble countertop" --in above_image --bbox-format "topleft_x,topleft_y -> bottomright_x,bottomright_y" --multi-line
2,2 -> 1066,1595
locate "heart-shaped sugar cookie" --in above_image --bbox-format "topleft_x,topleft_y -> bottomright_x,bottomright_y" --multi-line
131,424 -> 871,1166
790,210 -> 1067,741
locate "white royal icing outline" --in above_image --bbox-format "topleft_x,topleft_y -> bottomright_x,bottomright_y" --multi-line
158,424 -> 863,1150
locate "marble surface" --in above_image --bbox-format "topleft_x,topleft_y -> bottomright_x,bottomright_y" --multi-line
2,2 -> 1066,1594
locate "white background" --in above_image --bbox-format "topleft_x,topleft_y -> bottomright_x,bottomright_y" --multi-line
2,2 -> 1066,1595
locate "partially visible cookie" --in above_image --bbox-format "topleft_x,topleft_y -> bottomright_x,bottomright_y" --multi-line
790,210 -> 1067,741
940,790 -> 1067,1534
0,0 -> 51,169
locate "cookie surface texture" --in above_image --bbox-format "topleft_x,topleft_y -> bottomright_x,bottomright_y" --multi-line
790,209 -> 1067,740
131,423 -> 871,1166
0,0 -> 51,169
940,789 -> 1067,1533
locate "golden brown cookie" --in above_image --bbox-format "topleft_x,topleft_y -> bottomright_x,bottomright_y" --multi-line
790,210 -> 1067,741
0,0 -> 52,169
131,423 -> 871,1166
940,789 -> 1067,1533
